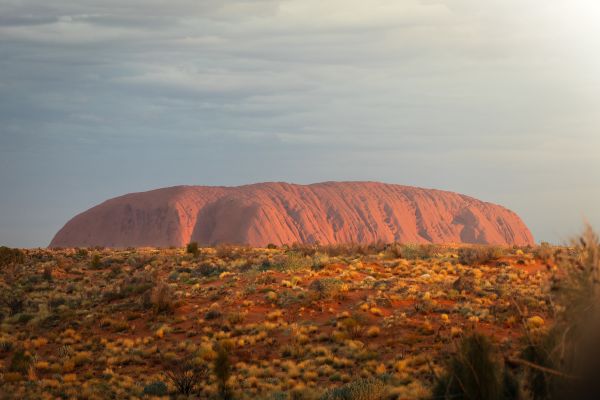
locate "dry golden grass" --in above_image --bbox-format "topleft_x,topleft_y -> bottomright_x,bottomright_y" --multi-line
0,242 -> 561,399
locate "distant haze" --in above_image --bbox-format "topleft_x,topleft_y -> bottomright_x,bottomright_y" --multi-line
1,0 -> 599,247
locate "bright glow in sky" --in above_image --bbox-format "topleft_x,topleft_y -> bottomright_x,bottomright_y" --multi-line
0,0 -> 599,246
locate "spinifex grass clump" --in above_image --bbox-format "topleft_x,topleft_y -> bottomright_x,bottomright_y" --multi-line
516,226 -> 600,400
309,278 -> 346,300
321,378 -> 388,400
432,333 -> 519,400
150,280 -> 176,314
398,243 -> 440,260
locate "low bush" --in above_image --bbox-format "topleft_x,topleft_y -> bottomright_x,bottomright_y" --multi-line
143,381 -> 168,396
321,378 -> 387,400
216,244 -> 240,260
196,263 -> 225,277
320,243 -> 373,257
283,252 -> 313,271
0,246 -> 25,266
9,349 -> 32,375
90,253 -> 102,269
533,242 -> 554,263
186,242 -> 199,256
458,246 -> 504,265
398,244 -> 439,260
205,309 -> 222,320
289,243 -> 318,257
309,278 -> 345,300
150,281 -> 176,314
0,290 -> 25,316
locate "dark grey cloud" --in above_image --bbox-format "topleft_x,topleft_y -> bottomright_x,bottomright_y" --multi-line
1,0 -> 599,246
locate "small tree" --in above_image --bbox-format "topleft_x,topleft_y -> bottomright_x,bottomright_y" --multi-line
214,345 -> 233,399
164,355 -> 208,395
186,242 -> 199,256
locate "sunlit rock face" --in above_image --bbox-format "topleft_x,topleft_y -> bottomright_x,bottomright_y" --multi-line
50,182 -> 534,248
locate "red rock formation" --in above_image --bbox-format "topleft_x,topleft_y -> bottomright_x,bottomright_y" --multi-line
49,182 -> 534,247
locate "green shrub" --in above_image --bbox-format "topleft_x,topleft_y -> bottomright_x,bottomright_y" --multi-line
143,381 -> 168,396
205,309 -> 222,320
309,278 -> 345,300
196,263 -> 224,277
277,290 -> 308,308
186,242 -> 199,256
9,349 -> 32,374
283,252 -> 313,271
75,248 -> 88,258
0,246 -> 25,266
90,253 -> 102,269
17,313 -> 34,324
289,243 -> 318,257
48,296 -> 67,311
398,244 -> 439,260
311,255 -> 328,271
214,345 -> 233,399
0,290 -> 25,316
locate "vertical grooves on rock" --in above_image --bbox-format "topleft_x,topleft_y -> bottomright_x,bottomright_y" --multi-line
49,182 -> 534,248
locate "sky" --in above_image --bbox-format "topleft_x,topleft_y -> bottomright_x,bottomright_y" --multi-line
1,0 -> 599,247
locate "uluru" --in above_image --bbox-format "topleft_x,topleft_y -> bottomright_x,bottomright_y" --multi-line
50,182 -> 534,248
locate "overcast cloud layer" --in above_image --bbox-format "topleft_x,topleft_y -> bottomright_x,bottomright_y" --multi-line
1,0 -> 599,247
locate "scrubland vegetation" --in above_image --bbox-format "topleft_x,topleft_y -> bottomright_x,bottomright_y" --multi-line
1,231 -> 599,399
